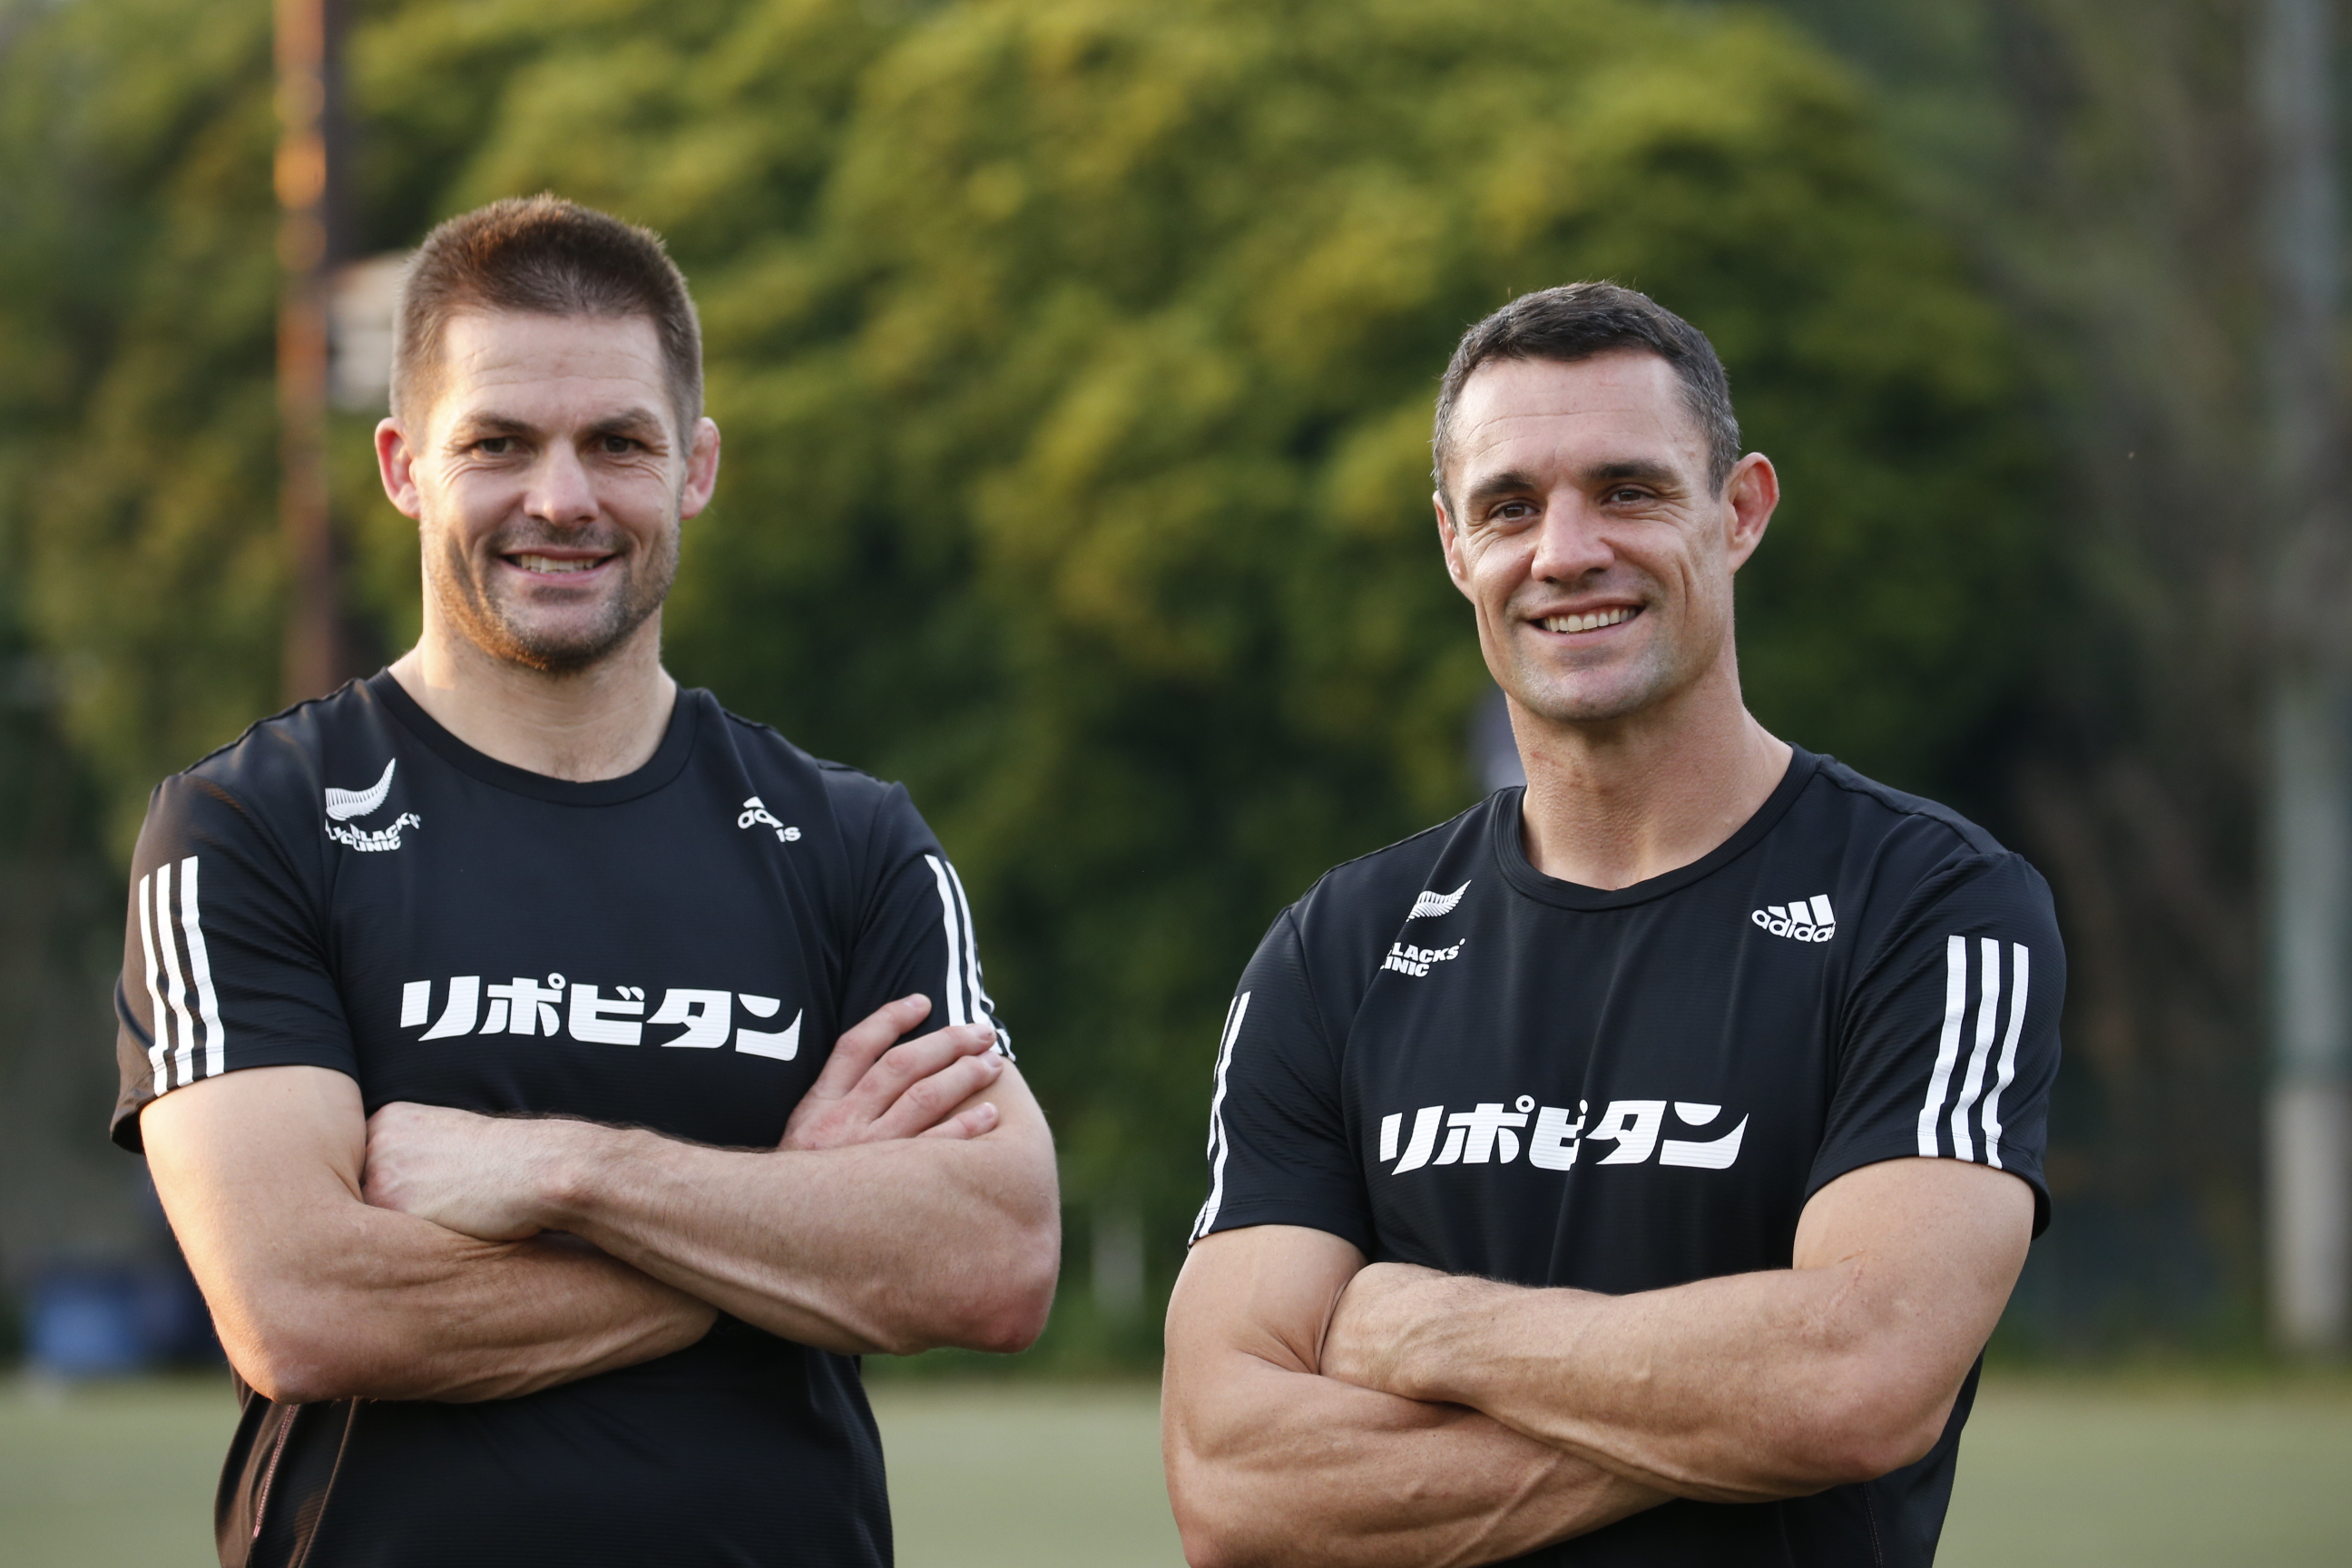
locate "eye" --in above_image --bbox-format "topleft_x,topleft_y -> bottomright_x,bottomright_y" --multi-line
1602,485 -> 1651,505
1489,500 -> 1537,523
599,434 -> 642,455
474,436 -> 514,456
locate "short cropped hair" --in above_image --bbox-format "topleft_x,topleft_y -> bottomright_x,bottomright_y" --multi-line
1432,282 -> 1740,499
391,194 -> 703,436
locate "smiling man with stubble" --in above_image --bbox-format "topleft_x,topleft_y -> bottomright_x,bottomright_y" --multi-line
113,195 -> 1058,1568
1161,282 -> 2063,1568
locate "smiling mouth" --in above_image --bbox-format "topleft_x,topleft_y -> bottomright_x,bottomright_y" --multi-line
1537,607 -> 1639,633
505,553 -> 613,576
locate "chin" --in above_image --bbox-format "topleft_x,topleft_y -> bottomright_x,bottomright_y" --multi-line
487,578 -> 671,665
1503,668 -> 1661,726
452,597 -> 652,674
1516,692 -> 1651,727
1501,642 -> 1702,727
506,624 -> 644,672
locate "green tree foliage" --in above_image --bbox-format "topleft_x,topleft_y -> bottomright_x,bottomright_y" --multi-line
0,0 -> 2049,1352
0,0 -> 284,842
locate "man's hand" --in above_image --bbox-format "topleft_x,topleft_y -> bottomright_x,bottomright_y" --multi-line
363,1102 -> 577,1241
780,995 -> 1005,1151
1319,1260 -> 1461,1398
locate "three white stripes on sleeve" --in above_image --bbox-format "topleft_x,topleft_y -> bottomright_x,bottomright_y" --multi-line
1190,991 -> 1252,1242
138,856 -> 224,1096
1917,934 -> 2029,1169
926,853 -> 1007,1053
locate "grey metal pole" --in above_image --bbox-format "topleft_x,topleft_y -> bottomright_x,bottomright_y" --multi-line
2259,0 -> 2352,1355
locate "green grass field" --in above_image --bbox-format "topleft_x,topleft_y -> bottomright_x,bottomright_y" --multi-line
3,1371 -> 2347,1565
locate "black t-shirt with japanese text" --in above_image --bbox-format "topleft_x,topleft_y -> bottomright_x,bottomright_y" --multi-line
1191,748 -> 2062,1567
113,671 -> 1009,1568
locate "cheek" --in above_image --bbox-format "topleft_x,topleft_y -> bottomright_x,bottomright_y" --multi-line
1465,541 -> 1529,602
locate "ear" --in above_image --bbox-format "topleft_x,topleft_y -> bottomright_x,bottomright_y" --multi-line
1721,453 -> 1779,573
377,418 -> 425,521
1436,492 -> 1473,598
679,416 -> 722,520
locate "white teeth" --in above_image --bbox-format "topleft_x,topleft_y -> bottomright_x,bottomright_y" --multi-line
1541,608 -> 1634,633
513,554 -> 600,574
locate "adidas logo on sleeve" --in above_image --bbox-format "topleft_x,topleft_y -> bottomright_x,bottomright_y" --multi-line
1752,894 -> 1835,942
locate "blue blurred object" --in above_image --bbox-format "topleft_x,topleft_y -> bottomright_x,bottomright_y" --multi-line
24,1261 -> 217,1377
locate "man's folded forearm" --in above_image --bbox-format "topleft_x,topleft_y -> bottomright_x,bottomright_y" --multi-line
545,1124 -> 1060,1357
227,1221 -> 715,1405
1167,1359 -> 1663,1568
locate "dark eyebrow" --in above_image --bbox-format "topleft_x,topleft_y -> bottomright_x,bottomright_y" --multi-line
445,413 -> 535,444
585,408 -> 672,446
1462,469 -> 1544,514
443,407 -> 673,447
1583,459 -> 1681,489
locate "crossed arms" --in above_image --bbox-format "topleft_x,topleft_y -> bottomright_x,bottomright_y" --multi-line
1161,1157 -> 2033,1568
142,995 -> 1060,1405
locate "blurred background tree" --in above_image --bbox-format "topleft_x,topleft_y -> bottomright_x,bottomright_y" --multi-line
1765,0 -> 2281,1352
0,0 -> 2274,1366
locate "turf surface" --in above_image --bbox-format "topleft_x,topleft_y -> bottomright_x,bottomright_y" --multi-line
3,1371 -> 2347,1564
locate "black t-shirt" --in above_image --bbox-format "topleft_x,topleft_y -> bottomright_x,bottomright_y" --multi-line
1191,749 -> 2062,1567
113,671 -> 1009,1568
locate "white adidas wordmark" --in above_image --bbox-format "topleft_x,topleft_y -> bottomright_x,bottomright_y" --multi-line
737,796 -> 801,843
1408,881 -> 1469,920
1752,894 -> 1836,943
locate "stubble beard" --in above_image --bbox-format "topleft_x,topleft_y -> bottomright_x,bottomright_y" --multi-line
1493,597 -> 1715,730
426,522 -> 679,676
1501,641 -> 1671,728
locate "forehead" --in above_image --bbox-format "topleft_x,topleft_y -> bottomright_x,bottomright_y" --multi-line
1448,350 -> 1705,485
426,310 -> 672,433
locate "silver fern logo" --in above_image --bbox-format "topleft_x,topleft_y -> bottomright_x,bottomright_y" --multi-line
1407,881 -> 1469,921
325,760 -> 397,821
323,759 -> 418,851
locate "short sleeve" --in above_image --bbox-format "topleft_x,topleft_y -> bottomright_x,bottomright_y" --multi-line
1810,853 -> 2065,1234
834,779 -> 1011,1058
112,775 -> 355,1152
1189,910 -> 1371,1254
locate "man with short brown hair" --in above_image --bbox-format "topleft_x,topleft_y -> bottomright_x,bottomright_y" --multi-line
1162,281 -> 2061,1566
117,196 -> 1059,1567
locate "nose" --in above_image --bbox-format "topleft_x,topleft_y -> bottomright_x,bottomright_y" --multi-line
522,442 -> 599,526
1527,494 -> 1614,584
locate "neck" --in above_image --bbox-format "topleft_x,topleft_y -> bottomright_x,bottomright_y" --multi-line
389,615 -> 677,782
1512,658 -> 1790,891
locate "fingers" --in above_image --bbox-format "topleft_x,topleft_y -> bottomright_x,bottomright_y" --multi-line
916,1101 -> 1002,1142
849,1023 -> 998,1112
804,995 -> 935,1101
867,1046 -> 1005,1142
778,1017 -> 1000,1152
